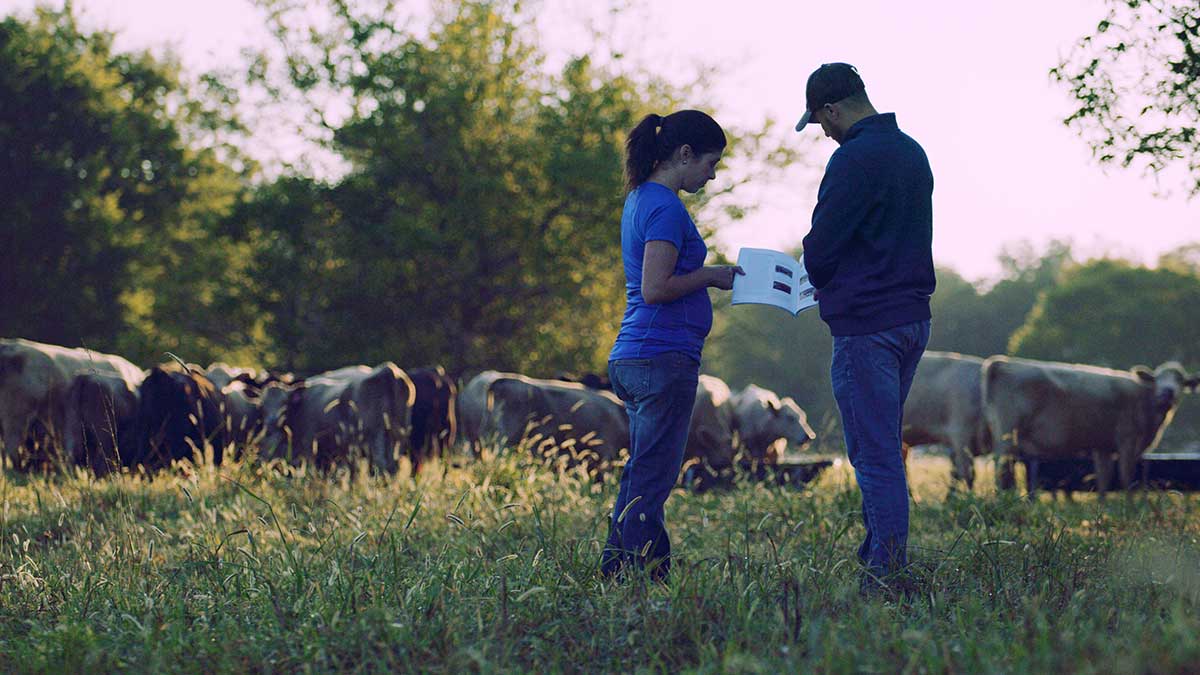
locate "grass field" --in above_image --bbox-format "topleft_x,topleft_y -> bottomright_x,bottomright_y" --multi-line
2,450 -> 1200,674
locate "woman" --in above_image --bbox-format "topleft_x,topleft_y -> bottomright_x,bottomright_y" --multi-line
600,110 -> 742,581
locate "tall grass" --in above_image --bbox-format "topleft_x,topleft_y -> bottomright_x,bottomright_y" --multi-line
1,452 -> 1199,673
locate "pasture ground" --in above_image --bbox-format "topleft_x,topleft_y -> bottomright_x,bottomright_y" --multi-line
2,451 -> 1199,674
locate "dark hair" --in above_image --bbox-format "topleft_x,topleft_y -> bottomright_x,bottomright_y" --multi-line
624,110 -> 726,193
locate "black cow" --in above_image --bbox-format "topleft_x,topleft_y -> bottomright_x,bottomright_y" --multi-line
406,366 -> 457,474
133,364 -> 225,470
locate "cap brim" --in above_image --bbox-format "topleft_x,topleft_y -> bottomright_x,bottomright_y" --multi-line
795,109 -> 814,132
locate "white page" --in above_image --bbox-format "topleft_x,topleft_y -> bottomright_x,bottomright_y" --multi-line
792,253 -> 818,314
731,248 -> 818,315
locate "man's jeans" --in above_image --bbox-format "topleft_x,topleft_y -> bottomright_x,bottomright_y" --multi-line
600,351 -> 699,580
831,320 -> 930,580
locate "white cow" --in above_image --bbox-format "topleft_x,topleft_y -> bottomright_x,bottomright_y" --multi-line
460,371 -> 629,471
901,351 -> 989,488
982,356 -> 1198,495
0,338 -> 143,468
260,363 -> 414,474
731,384 -> 816,463
685,374 -> 737,470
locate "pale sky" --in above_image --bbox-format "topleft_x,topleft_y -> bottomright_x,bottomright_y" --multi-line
3,0 -> 1194,282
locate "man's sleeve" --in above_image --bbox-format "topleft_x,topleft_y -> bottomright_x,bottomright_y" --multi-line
802,152 -> 876,289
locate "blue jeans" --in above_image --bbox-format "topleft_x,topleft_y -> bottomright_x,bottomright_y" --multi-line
831,320 -> 930,580
600,351 -> 699,580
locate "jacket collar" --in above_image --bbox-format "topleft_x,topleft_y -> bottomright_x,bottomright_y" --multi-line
843,112 -> 897,143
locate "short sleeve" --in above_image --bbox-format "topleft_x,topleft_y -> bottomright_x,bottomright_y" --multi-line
641,199 -> 689,250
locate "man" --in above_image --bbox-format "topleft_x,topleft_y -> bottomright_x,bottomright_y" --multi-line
796,63 -> 935,593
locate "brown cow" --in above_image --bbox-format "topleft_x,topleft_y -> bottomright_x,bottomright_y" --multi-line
132,364 -> 225,470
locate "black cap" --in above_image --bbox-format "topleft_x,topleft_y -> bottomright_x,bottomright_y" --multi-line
795,63 -> 865,131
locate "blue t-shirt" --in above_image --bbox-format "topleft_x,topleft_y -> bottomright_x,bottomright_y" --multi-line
609,182 -> 712,363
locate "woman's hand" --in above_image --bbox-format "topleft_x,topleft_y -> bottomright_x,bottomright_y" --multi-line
708,265 -> 744,290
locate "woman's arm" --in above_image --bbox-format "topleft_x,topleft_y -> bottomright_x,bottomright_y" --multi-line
641,240 -> 742,305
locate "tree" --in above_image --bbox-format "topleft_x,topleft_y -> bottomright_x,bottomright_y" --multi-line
1010,258 -> 1200,368
923,240 -> 1074,359
1159,242 -> 1200,275
0,7 -> 264,365
1052,0 -> 1200,196
234,0 -> 798,375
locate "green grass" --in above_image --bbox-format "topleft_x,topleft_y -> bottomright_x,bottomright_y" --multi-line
2,451 -> 1200,674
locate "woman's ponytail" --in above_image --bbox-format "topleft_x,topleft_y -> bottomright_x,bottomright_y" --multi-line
623,110 -> 726,194
624,114 -> 663,194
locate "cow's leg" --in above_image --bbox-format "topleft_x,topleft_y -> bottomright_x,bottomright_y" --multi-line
1117,446 -> 1139,496
1024,457 -> 1040,501
1092,449 -> 1114,498
1,413 -> 32,470
994,442 -> 1017,491
950,446 -> 976,490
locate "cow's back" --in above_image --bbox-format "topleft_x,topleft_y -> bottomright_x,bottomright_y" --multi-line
458,370 -> 506,448
481,374 -> 545,449
1,339 -> 143,465
538,382 -> 628,463
983,356 -> 1144,458
63,371 -> 140,474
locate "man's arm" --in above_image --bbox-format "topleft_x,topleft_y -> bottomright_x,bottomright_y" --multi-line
802,153 -> 876,288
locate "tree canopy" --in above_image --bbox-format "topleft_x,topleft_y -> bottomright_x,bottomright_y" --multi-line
1052,0 -> 1200,196
0,6 -> 266,364
226,0 -> 797,375
1010,257 -> 1200,368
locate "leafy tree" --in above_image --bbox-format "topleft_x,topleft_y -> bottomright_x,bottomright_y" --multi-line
924,240 -> 1074,359
0,7 -> 263,365
1010,258 -> 1200,367
234,0 -> 797,375
1159,242 -> 1200,275
926,266 -> 989,357
1051,0 -> 1200,196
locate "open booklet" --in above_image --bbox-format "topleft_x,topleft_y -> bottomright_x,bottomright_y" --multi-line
730,248 -> 818,316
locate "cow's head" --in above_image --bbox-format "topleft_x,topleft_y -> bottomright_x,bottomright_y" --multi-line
258,383 -> 293,445
746,396 -> 816,462
1129,362 -> 1193,451
778,397 -> 817,449
1151,362 -> 1190,413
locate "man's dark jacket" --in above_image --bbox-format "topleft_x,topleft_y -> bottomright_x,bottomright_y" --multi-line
802,113 -> 935,336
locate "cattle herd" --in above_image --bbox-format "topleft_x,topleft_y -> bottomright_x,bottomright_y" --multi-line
2,338 -> 1196,496
0,338 -> 816,484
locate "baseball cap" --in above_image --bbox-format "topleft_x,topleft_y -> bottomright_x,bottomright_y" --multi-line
795,63 -> 865,131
